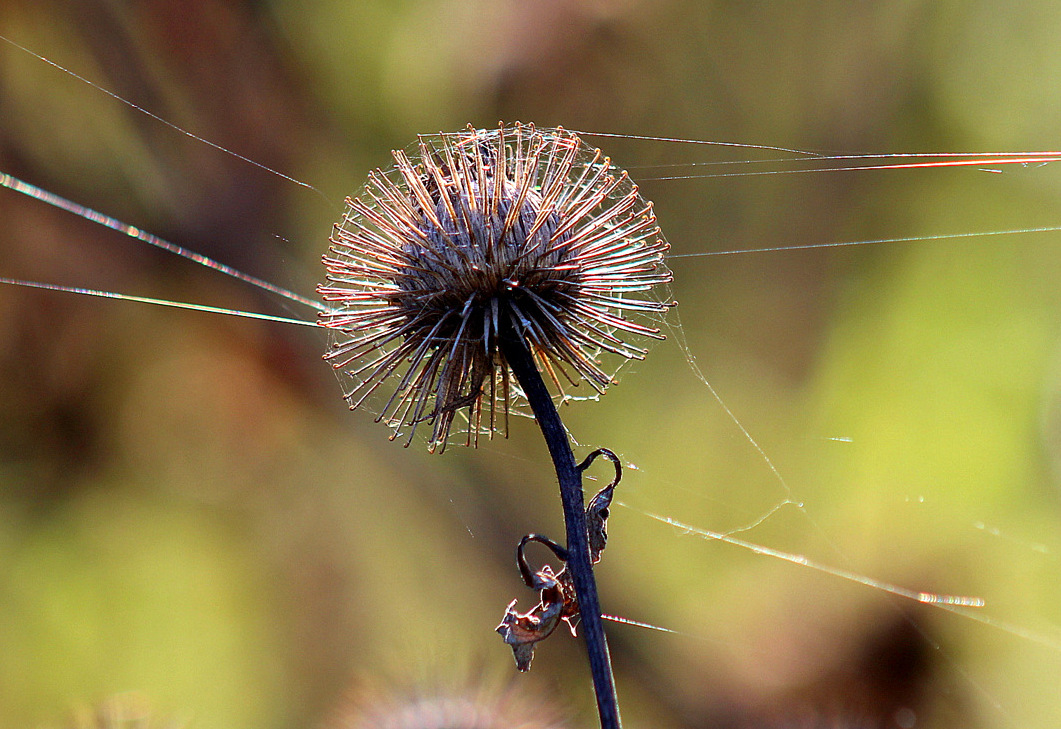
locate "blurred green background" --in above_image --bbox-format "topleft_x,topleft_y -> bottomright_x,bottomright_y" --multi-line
1,1 -> 1060,727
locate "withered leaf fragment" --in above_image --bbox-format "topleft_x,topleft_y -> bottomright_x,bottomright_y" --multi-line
496,452 -> 621,671
581,448 -> 620,563
496,563 -> 576,672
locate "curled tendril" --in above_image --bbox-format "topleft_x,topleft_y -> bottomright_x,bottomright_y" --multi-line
496,449 -> 621,671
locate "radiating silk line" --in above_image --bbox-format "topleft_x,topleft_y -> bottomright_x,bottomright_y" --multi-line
0,277 -> 318,327
574,129 -> 825,157
602,614 -> 682,635
669,225 -> 1061,258
0,33 -> 333,207
631,504 -> 1061,651
641,155 -> 1061,181
628,504 -> 985,608
0,172 -> 326,312
631,150 -> 1061,172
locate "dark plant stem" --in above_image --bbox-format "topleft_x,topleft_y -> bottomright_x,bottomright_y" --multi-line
499,327 -> 621,729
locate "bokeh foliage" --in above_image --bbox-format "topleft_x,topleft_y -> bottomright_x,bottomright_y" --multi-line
1,1 -> 1060,727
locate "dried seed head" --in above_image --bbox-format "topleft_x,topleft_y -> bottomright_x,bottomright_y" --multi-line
318,123 -> 674,451
325,678 -> 567,729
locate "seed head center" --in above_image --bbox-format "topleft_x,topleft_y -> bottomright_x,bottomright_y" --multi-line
394,177 -> 577,338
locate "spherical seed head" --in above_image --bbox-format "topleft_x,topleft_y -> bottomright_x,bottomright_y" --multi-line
318,123 -> 674,452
